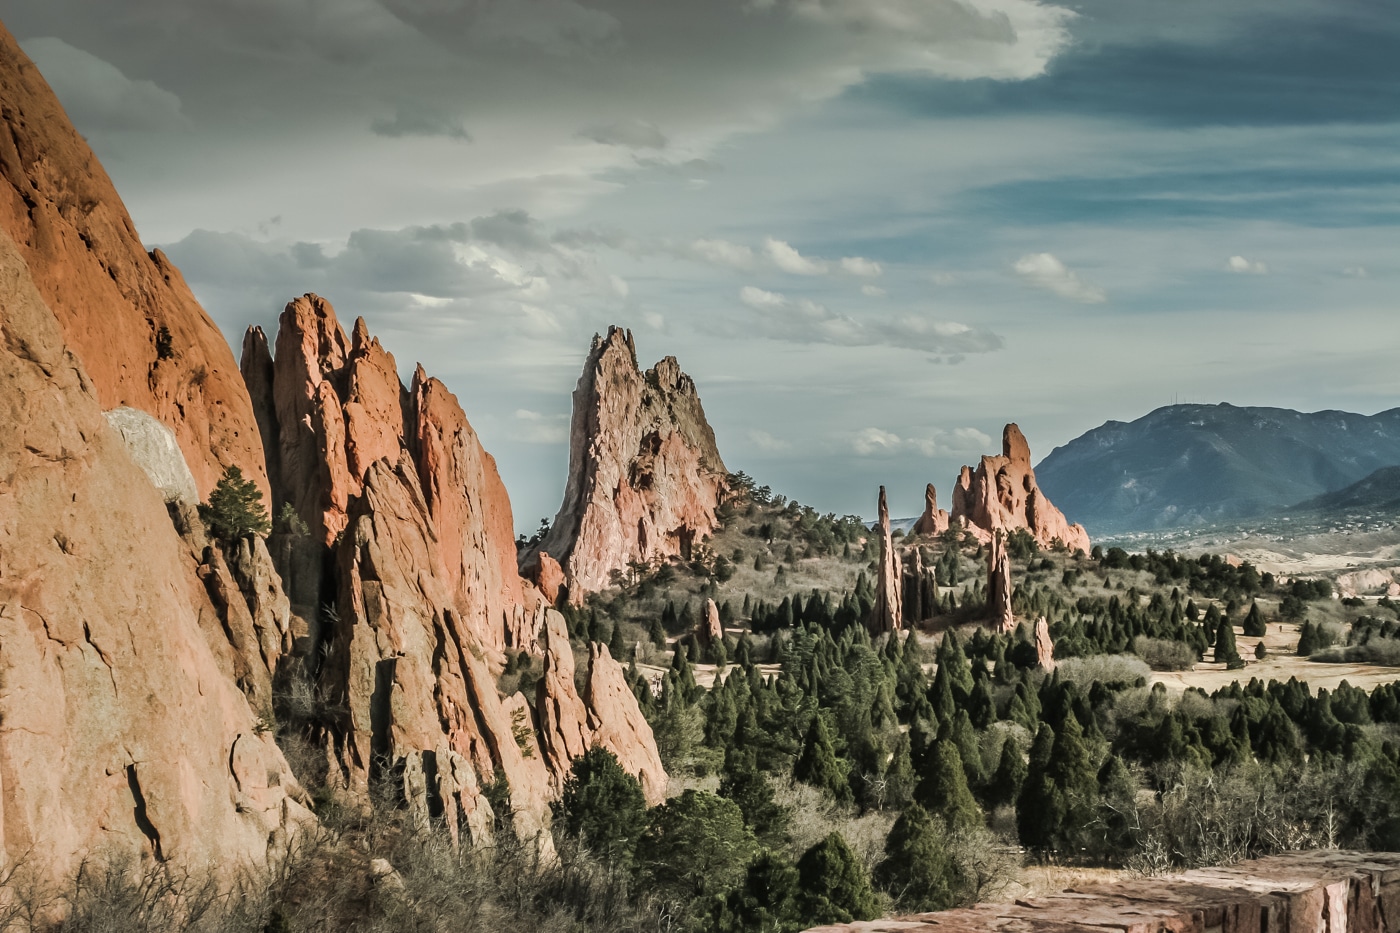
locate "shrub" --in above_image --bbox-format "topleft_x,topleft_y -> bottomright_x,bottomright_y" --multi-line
1132,636 -> 1196,671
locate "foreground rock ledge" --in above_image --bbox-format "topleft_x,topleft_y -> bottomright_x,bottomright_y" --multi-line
806,851 -> 1400,933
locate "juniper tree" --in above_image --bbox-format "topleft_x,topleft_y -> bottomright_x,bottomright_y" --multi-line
199,465 -> 271,539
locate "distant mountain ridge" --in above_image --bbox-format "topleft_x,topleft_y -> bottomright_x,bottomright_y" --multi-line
1293,465 -> 1400,515
1035,403 -> 1400,535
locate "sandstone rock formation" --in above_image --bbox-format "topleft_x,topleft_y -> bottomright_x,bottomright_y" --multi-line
244,297 -> 526,655
0,225 -> 312,886
951,424 -> 1090,554
802,850 -> 1400,933
987,532 -> 1014,633
522,551 -> 566,606
532,327 -> 727,599
901,547 -> 938,625
868,487 -> 903,635
911,484 -> 950,537
534,610 -> 668,805
1034,616 -> 1056,671
698,598 -> 725,653
0,26 -> 268,499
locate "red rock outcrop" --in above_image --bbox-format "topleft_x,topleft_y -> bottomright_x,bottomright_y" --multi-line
0,25 -> 268,500
868,487 -> 903,635
911,484 -> 950,537
0,225 -> 312,886
247,297 -> 525,654
699,598 -> 725,652
951,424 -> 1090,554
1034,616 -> 1055,671
533,327 -> 727,599
901,546 -> 938,625
535,610 -> 593,795
802,850 -> 1400,933
522,550 -> 566,606
987,532 -> 1014,633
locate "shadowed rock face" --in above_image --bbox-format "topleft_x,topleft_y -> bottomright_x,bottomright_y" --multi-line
534,326 -> 727,600
951,424 -> 1090,554
0,222 -> 312,886
0,26 -> 268,500
987,532 -> 1014,633
802,850 -> 1400,933
868,486 -> 902,635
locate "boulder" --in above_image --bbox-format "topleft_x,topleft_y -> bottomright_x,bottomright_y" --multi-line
867,487 -> 902,635
532,327 -> 727,600
950,424 -> 1090,554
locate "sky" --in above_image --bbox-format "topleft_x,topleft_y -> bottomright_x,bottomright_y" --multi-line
8,0 -> 1398,531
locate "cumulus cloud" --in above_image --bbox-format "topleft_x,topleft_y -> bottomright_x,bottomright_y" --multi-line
579,119 -> 668,149
690,238 -> 757,269
1227,255 -> 1269,274
735,286 -> 1002,357
370,105 -> 471,140
765,237 -> 830,275
850,425 -> 992,458
1013,252 -> 1106,303
840,256 -> 883,277
21,37 -> 184,133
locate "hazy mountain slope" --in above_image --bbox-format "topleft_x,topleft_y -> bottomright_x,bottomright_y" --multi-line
1035,403 -> 1400,534
1293,465 -> 1400,515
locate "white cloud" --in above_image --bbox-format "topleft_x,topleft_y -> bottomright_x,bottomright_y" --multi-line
1227,255 -> 1269,275
1013,252 -> 1106,303
1342,265 -> 1368,278
861,284 -> 887,298
748,429 -> 791,452
609,274 -> 630,297
579,119 -> 668,149
930,272 -> 958,287
840,256 -> 883,277
690,238 -> 757,269
21,37 -> 185,133
851,425 -> 993,457
735,286 -> 1001,357
512,408 -> 570,444
765,237 -> 830,275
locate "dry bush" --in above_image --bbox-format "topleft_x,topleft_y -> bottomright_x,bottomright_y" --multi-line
1055,654 -> 1151,687
1131,636 -> 1197,671
774,780 -> 896,876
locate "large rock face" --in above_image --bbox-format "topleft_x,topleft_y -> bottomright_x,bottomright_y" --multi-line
244,297 -> 526,655
0,25 -> 268,499
951,424 -> 1090,554
0,226 -> 311,885
534,327 -> 727,599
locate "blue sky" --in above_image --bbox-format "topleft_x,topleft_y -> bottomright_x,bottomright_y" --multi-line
8,0 -> 1397,531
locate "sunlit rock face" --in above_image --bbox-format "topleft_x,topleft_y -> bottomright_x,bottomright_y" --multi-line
533,326 -> 728,600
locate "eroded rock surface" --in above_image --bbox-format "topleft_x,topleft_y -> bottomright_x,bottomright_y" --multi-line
533,327 -> 727,599
0,27 -> 268,498
911,483 -> 950,537
951,424 -> 1090,554
987,532 -> 1014,633
868,487 -> 902,635
901,546 -> 937,625
1034,615 -> 1056,671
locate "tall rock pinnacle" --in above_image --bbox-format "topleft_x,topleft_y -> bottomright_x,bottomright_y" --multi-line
912,483 -> 951,537
951,424 -> 1090,553
868,486 -> 903,635
534,326 -> 728,599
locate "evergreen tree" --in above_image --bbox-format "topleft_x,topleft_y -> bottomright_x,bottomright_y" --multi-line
636,790 -> 758,901
609,619 -> 630,660
555,747 -> 648,867
875,803 -> 958,912
796,833 -> 880,926
794,714 -> 852,803
987,738 -> 1027,809
720,766 -> 790,849
199,465 -> 272,539
1214,617 -> 1240,665
1243,601 -> 1267,637
914,738 -> 981,831
648,614 -> 667,651
715,852 -> 802,933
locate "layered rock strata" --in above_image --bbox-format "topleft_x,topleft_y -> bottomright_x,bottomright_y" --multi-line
803,850 -> 1400,933
867,487 -> 903,635
911,484 -> 950,537
0,224 -> 312,885
533,327 -> 727,600
987,532 -> 1014,633
951,424 -> 1090,554
0,26 -> 268,499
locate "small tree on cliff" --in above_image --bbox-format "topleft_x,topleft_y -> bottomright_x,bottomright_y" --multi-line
199,465 -> 271,540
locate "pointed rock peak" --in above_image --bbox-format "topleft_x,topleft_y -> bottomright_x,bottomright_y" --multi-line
925,483 -> 938,513
351,316 -> 372,351
913,482 -> 950,537
868,485 -> 902,635
1003,423 -> 1031,464
242,325 -> 271,362
1034,616 -> 1056,671
413,363 -> 429,390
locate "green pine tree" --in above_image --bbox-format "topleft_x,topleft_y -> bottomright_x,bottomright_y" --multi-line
199,465 -> 271,539
875,803 -> 958,912
797,833 -> 880,926
914,738 -> 981,831
794,714 -> 852,803
555,746 -> 648,867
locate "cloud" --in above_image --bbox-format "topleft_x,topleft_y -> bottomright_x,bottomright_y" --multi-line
579,119 -> 668,149
735,286 -> 1002,357
21,37 -> 184,133
862,284 -> 887,297
850,425 -> 993,457
765,237 -> 829,275
1013,252 -> 1107,303
512,409 -> 570,444
1342,265 -> 1368,278
748,429 -> 791,452
840,256 -> 883,277
370,105 -> 471,140
690,238 -> 757,269
1227,255 -> 1269,274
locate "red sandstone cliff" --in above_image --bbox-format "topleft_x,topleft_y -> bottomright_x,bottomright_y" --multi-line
951,424 -> 1090,553
0,26 -> 268,499
534,326 -> 728,599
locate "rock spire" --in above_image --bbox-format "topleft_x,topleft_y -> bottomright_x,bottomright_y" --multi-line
987,532 -> 1015,633
867,486 -> 903,635
532,327 -> 727,600
912,483 -> 951,537
951,424 -> 1090,553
